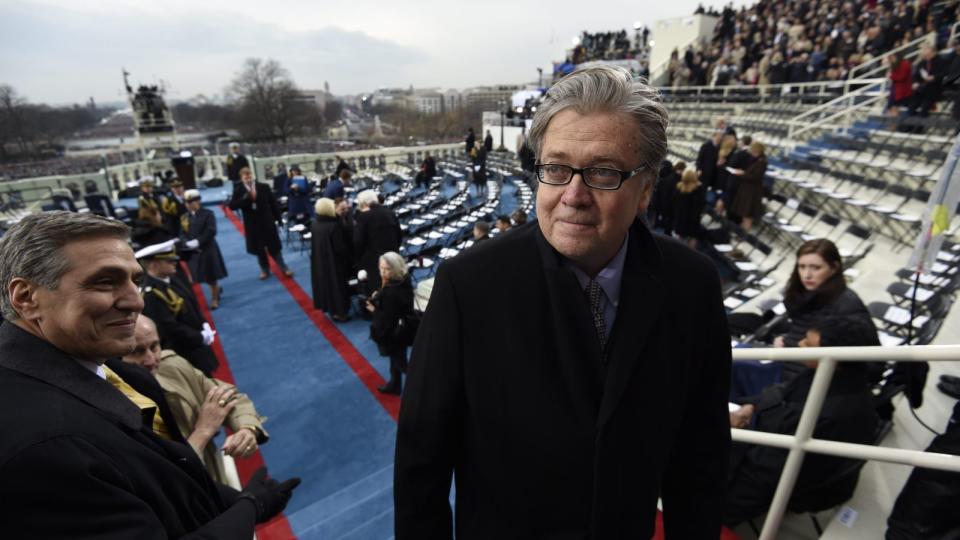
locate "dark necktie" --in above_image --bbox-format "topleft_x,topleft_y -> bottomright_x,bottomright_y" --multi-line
586,279 -> 607,350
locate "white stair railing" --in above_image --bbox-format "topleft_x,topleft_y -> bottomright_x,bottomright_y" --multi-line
785,78 -> 887,140
732,344 -> 960,540
846,31 -> 937,91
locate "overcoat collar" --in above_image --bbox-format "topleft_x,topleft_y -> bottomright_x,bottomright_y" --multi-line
0,322 -> 143,431
598,220 -> 665,428
536,226 -> 604,428
534,218 -> 665,429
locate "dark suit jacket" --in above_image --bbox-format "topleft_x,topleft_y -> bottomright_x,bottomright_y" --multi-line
0,323 -> 256,538
696,139 -> 720,190
226,154 -> 249,182
354,205 -> 402,291
228,181 -> 283,256
395,220 -> 731,539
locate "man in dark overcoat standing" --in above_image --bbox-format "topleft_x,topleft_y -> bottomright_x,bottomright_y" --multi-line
225,142 -> 249,184
0,211 -> 299,537
228,166 -> 294,279
395,65 -> 731,539
354,189 -> 402,294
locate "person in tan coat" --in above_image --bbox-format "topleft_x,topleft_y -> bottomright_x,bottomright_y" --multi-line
122,315 -> 268,484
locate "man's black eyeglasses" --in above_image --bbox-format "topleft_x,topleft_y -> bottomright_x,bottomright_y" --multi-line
535,163 -> 648,191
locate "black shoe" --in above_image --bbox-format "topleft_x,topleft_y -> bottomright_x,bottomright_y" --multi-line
938,381 -> 960,400
377,382 -> 402,395
941,374 -> 960,385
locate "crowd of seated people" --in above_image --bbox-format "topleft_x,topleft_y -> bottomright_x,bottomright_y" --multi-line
0,155 -> 109,181
667,0 -> 957,88
569,30 -> 638,64
555,28 -> 652,79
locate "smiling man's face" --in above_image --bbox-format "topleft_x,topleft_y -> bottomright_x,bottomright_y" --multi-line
30,237 -> 144,362
536,108 -> 652,275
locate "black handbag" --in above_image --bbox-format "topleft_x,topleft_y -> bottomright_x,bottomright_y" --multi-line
392,311 -> 422,348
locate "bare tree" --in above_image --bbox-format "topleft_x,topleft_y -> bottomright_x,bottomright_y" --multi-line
0,85 -> 29,155
227,58 -> 317,142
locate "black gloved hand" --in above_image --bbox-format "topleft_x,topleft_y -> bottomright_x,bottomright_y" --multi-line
238,466 -> 302,523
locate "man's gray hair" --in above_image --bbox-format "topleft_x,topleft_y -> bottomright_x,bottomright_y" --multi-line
379,251 -> 408,281
528,65 -> 669,180
0,211 -> 130,320
357,189 -> 379,207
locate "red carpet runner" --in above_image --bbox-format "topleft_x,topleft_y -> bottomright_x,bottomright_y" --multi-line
185,259 -> 296,540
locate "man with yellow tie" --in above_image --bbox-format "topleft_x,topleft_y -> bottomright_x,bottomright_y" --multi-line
0,211 -> 299,538
138,239 -> 219,376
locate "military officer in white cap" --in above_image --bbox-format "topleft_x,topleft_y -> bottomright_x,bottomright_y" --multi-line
180,189 -> 229,309
137,240 -> 219,375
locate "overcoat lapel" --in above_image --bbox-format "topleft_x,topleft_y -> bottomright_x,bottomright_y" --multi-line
598,221 -> 665,428
0,323 -> 143,431
535,229 -> 603,427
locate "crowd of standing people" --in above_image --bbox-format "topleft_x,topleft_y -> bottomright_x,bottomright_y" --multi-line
648,118 -> 768,247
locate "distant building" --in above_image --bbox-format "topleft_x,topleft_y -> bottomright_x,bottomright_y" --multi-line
294,89 -> 332,110
369,88 -> 410,108
410,89 -> 444,114
462,84 -> 523,112
443,89 -> 463,112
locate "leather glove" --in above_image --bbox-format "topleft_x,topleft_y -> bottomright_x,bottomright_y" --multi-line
238,467 -> 301,523
201,322 -> 216,346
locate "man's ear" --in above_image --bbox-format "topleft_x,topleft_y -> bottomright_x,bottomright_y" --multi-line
637,177 -> 656,214
9,277 -> 40,320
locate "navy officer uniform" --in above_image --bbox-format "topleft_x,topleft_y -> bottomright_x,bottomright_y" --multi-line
138,240 -> 219,376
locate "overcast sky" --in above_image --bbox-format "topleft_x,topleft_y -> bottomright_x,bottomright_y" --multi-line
0,0 -> 735,105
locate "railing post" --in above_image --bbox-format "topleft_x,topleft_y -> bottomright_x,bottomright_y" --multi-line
759,357 -> 838,540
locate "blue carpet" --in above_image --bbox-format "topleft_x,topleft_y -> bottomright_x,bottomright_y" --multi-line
205,207 -> 398,538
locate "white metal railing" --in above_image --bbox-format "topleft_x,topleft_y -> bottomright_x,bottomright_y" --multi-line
785,78 -> 887,139
660,79 -> 853,100
847,31 -> 936,86
732,344 -> 960,540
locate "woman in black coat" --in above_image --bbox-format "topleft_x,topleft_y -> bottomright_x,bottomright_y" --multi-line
366,251 -> 414,395
775,239 -> 878,350
310,198 -> 351,321
729,141 -> 768,233
649,160 -> 678,234
181,190 -> 228,309
672,168 -> 706,247
730,239 -> 879,401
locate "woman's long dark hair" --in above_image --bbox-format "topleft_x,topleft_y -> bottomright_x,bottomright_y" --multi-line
784,239 -> 846,306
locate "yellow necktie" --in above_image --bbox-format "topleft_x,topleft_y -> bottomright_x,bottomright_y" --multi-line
103,365 -> 171,440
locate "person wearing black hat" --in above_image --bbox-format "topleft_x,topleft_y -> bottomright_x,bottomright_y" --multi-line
138,240 -> 219,375
181,190 -> 228,309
